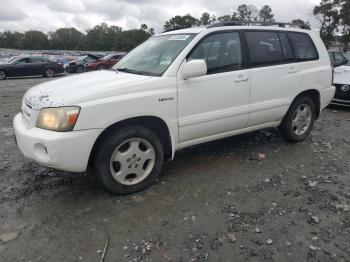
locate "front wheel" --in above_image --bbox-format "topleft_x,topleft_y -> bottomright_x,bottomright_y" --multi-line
0,70 -> 6,80
44,68 -> 55,78
279,96 -> 316,142
93,126 -> 164,194
76,66 -> 84,73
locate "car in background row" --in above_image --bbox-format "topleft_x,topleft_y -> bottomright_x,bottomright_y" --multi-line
64,54 -> 102,73
328,50 -> 349,68
0,56 -> 64,80
86,53 -> 126,71
329,51 -> 350,107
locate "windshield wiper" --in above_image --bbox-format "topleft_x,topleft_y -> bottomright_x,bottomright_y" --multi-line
117,68 -> 160,77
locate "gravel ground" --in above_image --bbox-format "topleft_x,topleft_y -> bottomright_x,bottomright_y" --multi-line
0,76 -> 350,262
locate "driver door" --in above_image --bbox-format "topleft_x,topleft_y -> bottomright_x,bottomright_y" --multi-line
177,31 -> 250,144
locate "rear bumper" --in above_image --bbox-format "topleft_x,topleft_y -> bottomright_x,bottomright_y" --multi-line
320,86 -> 336,109
13,113 -> 103,172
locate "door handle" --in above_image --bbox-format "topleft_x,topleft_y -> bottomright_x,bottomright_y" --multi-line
234,75 -> 249,83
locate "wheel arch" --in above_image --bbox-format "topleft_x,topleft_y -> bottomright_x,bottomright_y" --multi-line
88,116 -> 173,166
292,89 -> 321,118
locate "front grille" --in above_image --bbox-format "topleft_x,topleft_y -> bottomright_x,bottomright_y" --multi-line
334,84 -> 350,100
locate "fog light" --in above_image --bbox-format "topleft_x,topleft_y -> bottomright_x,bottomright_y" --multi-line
33,143 -> 49,162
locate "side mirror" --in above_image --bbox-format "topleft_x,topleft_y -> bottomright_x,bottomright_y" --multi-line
181,59 -> 207,80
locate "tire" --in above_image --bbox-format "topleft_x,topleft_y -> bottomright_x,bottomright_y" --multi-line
93,126 -> 164,194
44,68 -> 55,78
76,66 -> 84,73
279,96 -> 316,142
0,70 -> 6,80
98,65 -> 106,70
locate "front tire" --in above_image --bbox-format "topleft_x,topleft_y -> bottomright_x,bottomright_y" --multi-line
279,96 -> 316,142
93,126 -> 164,194
76,66 -> 84,73
0,70 -> 6,80
44,68 -> 55,78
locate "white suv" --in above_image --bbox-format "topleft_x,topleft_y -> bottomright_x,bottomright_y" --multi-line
14,23 -> 335,194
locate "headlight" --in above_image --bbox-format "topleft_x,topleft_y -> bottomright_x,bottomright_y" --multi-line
36,106 -> 80,132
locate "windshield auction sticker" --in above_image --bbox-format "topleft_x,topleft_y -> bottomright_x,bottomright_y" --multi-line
168,35 -> 190,41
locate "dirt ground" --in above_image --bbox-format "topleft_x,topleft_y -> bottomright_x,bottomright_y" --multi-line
0,76 -> 349,262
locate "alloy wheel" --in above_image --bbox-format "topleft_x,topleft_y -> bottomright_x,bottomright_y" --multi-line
109,138 -> 156,186
292,104 -> 312,136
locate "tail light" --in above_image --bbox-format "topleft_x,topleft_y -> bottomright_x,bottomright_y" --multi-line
331,66 -> 334,84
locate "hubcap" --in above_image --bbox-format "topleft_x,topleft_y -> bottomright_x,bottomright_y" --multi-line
46,69 -> 54,77
109,138 -> 155,185
292,104 -> 312,136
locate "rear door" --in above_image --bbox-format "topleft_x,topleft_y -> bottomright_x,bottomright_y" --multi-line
28,57 -> 45,75
245,31 -> 302,127
177,31 -> 250,144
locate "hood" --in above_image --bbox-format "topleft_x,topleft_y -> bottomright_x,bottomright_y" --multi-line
334,65 -> 350,85
24,70 -> 153,110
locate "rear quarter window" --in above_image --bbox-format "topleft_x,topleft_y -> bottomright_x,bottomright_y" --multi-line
245,31 -> 283,66
287,33 -> 318,61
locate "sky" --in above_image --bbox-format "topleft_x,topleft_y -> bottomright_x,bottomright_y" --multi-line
0,0 -> 321,33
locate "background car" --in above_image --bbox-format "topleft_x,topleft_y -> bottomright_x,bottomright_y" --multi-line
328,50 -> 348,67
0,56 -> 64,80
331,52 -> 350,107
65,54 -> 101,73
86,53 -> 126,71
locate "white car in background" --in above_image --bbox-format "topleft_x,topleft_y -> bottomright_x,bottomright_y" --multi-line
328,51 -> 350,107
14,22 -> 335,194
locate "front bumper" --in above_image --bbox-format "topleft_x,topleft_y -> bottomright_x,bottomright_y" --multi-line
13,113 -> 102,172
331,98 -> 350,107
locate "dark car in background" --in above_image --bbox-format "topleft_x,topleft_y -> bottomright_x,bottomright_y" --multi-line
0,56 -> 64,80
86,53 -> 126,71
65,54 -> 101,73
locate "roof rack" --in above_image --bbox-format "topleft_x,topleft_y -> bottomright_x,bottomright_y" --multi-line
207,21 -> 311,30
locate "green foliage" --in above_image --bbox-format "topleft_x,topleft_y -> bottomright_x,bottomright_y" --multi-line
314,0 -> 340,48
259,5 -> 275,22
163,14 -> 199,30
0,23 -> 153,51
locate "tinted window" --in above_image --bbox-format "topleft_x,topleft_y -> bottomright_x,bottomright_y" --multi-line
29,57 -> 42,63
334,52 -> 346,62
188,32 -> 243,74
16,58 -> 28,64
288,33 -> 318,61
245,31 -> 283,65
279,33 -> 294,60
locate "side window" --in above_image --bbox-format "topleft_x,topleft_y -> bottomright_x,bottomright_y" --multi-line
245,31 -> 283,65
334,52 -> 346,62
287,33 -> 318,61
188,32 -> 243,74
16,58 -> 28,64
29,57 -> 42,63
278,33 -> 294,60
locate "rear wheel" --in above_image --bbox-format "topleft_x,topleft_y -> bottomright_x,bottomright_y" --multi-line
0,70 -> 6,80
279,96 -> 316,142
44,68 -> 55,78
93,126 -> 164,194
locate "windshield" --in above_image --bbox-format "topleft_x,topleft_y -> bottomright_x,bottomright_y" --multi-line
115,34 -> 196,76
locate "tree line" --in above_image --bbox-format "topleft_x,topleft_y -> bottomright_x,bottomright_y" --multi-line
0,23 -> 154,52
0,2 -> 348,52
314,0 -> 350,51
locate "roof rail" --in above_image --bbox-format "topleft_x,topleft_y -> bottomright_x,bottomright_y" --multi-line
207,21 -> 311,30
162,27 -> 185,33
